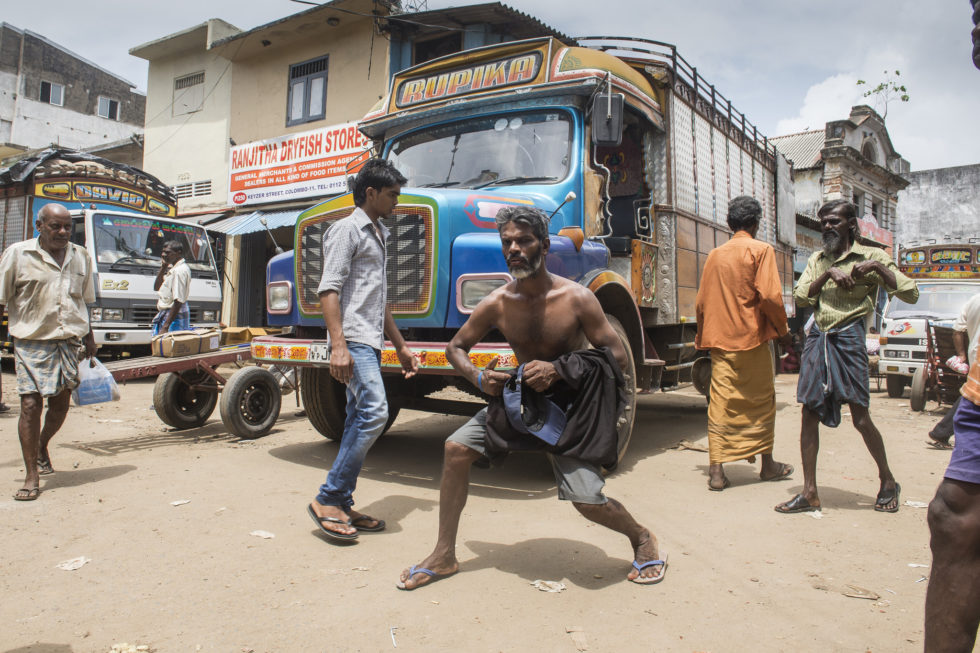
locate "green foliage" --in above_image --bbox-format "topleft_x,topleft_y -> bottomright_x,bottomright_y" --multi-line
856,70 -> 910,119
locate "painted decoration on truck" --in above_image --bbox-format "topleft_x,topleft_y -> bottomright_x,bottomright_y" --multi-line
395,51 -> 543,109
931,249 -> 972,264
228,122 -> 370,206
34,180 -> 176,217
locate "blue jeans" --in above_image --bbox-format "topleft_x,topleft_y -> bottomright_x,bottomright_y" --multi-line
151,305 -> 191,336
315,342 -> 388,511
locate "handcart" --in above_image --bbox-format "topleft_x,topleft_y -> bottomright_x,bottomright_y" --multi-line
910,323 -> 967,411
103,344 -> 282,438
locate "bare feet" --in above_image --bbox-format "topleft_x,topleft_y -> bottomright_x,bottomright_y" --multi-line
308,502 -> 356,538
760,461 -> 793,482
707,463 -> 729,491
397,554 -> 459,590
626,528 -> 665,583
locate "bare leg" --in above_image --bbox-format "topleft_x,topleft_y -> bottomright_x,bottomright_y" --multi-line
775,406 -> 821,511
398,441 -> 481,589
37,389 -> 70,472
925,478 -> 980,652
16,393 -> 44,497
849,403 -> 898,510
707,462 -> 728,490
573,498 -> 662,582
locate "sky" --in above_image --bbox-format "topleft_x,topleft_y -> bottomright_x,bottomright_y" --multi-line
4,0 -> 977,171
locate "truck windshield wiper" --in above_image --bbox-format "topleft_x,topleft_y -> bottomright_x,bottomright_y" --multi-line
419,181 -> 463,188
109,256 -> 156,271
471,175 -> 558,189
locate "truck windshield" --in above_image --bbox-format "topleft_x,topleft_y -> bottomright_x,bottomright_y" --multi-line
91,214 -> 217,278
387,110 -> 571,188
885,282 -> 978,320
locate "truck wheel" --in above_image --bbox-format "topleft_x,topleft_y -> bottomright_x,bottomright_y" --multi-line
220,367 -> 282,439
605,315 -> 636,471
153,370 -> 218,430
885,374 -> 906,398
300,367 -> 400,440
910,368 -> 927,411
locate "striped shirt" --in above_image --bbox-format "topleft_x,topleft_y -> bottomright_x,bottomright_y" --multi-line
794,241 -> 918,331
316,206 -> 389,351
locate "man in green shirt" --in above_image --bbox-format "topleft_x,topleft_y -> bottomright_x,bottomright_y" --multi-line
775,199 -> 918,514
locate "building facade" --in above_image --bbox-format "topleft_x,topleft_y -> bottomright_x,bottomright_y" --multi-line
0,23 -> 145,163
896,163 -> 980,247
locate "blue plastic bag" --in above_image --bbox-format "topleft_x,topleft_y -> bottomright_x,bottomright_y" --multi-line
72,357 -> 121,406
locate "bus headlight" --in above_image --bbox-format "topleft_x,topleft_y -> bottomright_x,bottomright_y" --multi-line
457,274 -> 512,313
267,281 -> 293,314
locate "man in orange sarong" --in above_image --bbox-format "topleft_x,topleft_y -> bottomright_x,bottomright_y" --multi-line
695,196 -> 794,491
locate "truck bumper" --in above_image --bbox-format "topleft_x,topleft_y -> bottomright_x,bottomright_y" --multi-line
250,336 -> 518,374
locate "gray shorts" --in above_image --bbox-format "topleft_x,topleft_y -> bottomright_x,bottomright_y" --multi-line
448,408 -> 607,504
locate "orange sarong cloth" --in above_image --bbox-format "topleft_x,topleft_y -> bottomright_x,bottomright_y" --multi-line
707,342 -> 776,464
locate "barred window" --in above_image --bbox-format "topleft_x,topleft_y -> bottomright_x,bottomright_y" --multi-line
287,56 -> 328,126
174,71 -> 205,116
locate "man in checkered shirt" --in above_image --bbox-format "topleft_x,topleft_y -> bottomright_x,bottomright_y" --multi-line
307,159 -> 418,544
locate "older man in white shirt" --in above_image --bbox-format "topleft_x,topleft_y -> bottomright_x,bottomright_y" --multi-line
0,203 -> 96,500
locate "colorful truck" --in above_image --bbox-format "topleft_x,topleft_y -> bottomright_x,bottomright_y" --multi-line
252,36 -> 796,462
879,242 -> 980,397
0,149 -> 222,355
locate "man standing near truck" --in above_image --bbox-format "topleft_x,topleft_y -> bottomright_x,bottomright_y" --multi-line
0,203 -> 97,500
775,199 -> 918,514
695,195 -> 794,491
398,206 -> 665,589
307,159 -> 418,543
152,240 -> 191,335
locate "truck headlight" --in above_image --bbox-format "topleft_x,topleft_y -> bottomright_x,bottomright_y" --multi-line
201,310 -> 218,322
90,308 -> 103,322
457,274 -> 512,313
103,308 -> 123,321
267,281 -> 293,314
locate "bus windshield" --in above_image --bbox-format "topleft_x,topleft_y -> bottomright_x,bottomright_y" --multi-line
885,282 -> 979,320
387,110 -> 572,189
89,214 -> 217,277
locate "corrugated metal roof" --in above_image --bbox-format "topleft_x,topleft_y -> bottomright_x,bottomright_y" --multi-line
771,130 -> 824,170
205,208 -> 306,236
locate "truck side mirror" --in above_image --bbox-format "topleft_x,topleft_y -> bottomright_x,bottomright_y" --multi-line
592,93 -> 624,146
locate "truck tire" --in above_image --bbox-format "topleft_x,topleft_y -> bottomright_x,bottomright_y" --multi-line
219,367 -> 282,439
153,370 -> 218,430
910,368 -> 927,412
605,315 -> 636,471
886,374 -> 906,398
300,367 -> 400,441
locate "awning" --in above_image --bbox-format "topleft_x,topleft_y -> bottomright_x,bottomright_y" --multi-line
204,207 -> 308,235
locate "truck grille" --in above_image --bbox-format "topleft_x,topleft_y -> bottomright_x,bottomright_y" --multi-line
297,205 -> 434,317
131,306 -> 210,325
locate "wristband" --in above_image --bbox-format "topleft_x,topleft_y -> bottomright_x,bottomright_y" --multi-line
477,371 -> 484,391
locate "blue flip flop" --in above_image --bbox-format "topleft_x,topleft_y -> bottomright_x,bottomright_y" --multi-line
630,554 -> 668,585
397,564 -> 456,590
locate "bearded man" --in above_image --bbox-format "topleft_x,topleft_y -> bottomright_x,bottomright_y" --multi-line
775,199 -> 918,514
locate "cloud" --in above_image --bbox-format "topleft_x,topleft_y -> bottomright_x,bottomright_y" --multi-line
775,74 -> 863,135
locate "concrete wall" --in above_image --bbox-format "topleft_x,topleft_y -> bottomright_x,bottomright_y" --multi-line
792,168 -> 822,219
896,163 -> 980,246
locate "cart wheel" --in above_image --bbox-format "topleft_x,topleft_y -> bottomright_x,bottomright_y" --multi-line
692,356 -> 711,400
300,367 -> 400,441
219,367 -> 282,439
885,374 -> 906,398
910,368 -> 927,412
153,371 -> 218,430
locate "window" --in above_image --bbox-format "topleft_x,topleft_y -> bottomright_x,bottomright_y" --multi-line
852,190 -> 865,217
98,96 -> 120,120
174,180 -> 212,199
286,56 -> 327,126
173,71 -> 205,116
40,80 -> 64,106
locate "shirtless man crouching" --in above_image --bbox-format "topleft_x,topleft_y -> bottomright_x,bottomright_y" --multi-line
397,205 -> 665,589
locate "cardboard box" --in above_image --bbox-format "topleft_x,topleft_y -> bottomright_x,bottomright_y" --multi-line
152,328 -> 222,357
220,327 -> 278,346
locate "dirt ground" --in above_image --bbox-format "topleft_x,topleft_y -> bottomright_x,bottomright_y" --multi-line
0,359 -> 964,653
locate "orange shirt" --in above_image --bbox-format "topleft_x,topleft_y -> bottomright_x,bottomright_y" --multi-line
695,232 -> 789,352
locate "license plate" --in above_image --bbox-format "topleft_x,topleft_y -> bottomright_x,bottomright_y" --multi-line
308,341 -> 332,364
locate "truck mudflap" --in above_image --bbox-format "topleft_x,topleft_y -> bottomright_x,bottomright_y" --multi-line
250,336 -> 519,374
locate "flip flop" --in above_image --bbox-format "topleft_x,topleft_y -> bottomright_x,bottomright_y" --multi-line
774,493 -> 820,513
397,565 -> 457,591
630,554 -> 668,585
350,514 -> 386,532
306,504 -> 358,543
761,463 -> 794,482
708,477 -> 731,491
925,439 -> 953,450
37,459 -> 54,475
14,487 -> 40,501
874,483 -> 901,513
